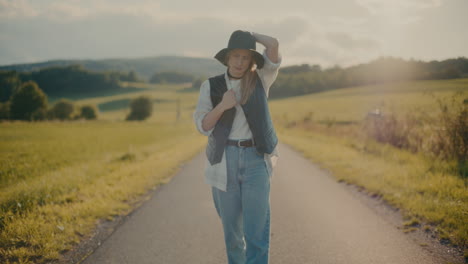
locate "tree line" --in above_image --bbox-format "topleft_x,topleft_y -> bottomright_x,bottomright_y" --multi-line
269,56 -> 468,98
2,56 -> 467,101
0,79 -> 154,122
0,81 -> 98,121
0,65 -> 200,102
1,56 -> 467,121
0,64 -> 157,121
0,65 -> 142,101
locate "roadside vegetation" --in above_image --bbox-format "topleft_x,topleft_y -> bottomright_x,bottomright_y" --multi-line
270,78 -> 468,256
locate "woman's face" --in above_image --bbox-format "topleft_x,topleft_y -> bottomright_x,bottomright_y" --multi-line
227,49 -> 253,78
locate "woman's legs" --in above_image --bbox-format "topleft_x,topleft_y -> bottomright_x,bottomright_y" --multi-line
212,145 -> 245,264
212,187 -> 245,264
242,149 -> 270,264
212,146 -> 271,264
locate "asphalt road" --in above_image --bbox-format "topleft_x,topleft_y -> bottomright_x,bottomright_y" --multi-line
82,143 -> 444,264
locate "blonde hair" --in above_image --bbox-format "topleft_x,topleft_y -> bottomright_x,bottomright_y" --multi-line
225,50 -> 258,105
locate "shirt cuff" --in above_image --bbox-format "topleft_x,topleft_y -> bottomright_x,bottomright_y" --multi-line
195,112 -> 214,136
262,49 -> 282,70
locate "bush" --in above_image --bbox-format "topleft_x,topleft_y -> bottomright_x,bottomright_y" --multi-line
434,93 -> 468,176
9,81 -> 48,121
126,96 -> 153,121
80,105 -> 98,120
363,92 -> 468,177
50,99 -> 74,120
363,111 -> 413,149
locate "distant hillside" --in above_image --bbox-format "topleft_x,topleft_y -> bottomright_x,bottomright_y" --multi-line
0,56 -> 225,81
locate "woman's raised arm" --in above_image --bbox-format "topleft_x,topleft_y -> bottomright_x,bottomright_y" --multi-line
252,32 -> 279,64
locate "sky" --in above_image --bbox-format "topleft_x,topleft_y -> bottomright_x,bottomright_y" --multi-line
0,0 -> 467,67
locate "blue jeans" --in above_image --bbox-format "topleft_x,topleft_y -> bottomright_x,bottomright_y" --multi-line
212,145 -> 271,264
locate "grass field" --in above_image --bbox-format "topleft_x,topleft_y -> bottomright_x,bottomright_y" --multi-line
1,78 -> 466,263
270,78 -> 468,253
271,78 -> 468,124
0,82 -> 206,263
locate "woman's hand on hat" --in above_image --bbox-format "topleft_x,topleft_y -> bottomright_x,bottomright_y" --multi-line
220,90 -> 238,110
251,32 -> 279,64
251,31 -> 257,41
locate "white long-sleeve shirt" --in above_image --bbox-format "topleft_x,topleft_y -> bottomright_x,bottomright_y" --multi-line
193,50 -> 282,191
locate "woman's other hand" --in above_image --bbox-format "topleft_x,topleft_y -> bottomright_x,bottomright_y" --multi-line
201,90 -> 237,132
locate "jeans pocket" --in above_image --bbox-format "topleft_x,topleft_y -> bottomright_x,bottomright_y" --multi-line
255,149 -> 264,158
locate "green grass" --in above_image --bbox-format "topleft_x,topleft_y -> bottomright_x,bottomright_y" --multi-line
0,82 -> 206,263
69,82 -> 198,123
0,121 -> 206,264
271,78 -> 468,124
270,78 -> 468,249
48,80 -> 185,102
0,121 -> 178,187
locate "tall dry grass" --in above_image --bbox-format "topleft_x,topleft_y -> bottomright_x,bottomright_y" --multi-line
362,92 -> 467,177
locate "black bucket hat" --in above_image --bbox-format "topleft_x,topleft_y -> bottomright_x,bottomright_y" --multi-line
214,30 -> 265,69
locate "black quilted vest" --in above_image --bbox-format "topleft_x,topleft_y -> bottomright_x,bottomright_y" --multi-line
206,73 -> 278,165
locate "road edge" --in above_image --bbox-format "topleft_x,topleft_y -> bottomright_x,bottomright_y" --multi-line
336,177 -> 466,264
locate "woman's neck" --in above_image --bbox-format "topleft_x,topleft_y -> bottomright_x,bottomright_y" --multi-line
227,70 -> 243,80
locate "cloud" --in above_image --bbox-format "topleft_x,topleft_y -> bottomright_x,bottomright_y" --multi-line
253,16 -> 311,45
0,0 -> 465,66
287,38 -> 379,67
355,0 -> 443,24
0,5 -> 378,67
326,32 -> 380,51
356,0 -> 443,14
44,0 -> 163,22
0,0 -> 38,18
0,0 -> 163,21
0,13 -> 237,64
44,2 -> 93,20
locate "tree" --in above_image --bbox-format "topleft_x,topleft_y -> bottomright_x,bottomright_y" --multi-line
50,99 -> 74,120
9,81 -> 48,121
126,96 -> 153,121
280,64 -> 311,74
0,70 -> 21,102
126,71 -> 140,82
310,64 -> 322,73
0,102 -> 10,120
31,108 -> 48,121
80,105 -> 98,120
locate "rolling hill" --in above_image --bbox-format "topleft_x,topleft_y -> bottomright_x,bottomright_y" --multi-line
0,56 -> 225,81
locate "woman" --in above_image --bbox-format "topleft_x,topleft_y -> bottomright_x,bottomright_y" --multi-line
193,30 -> 281,264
